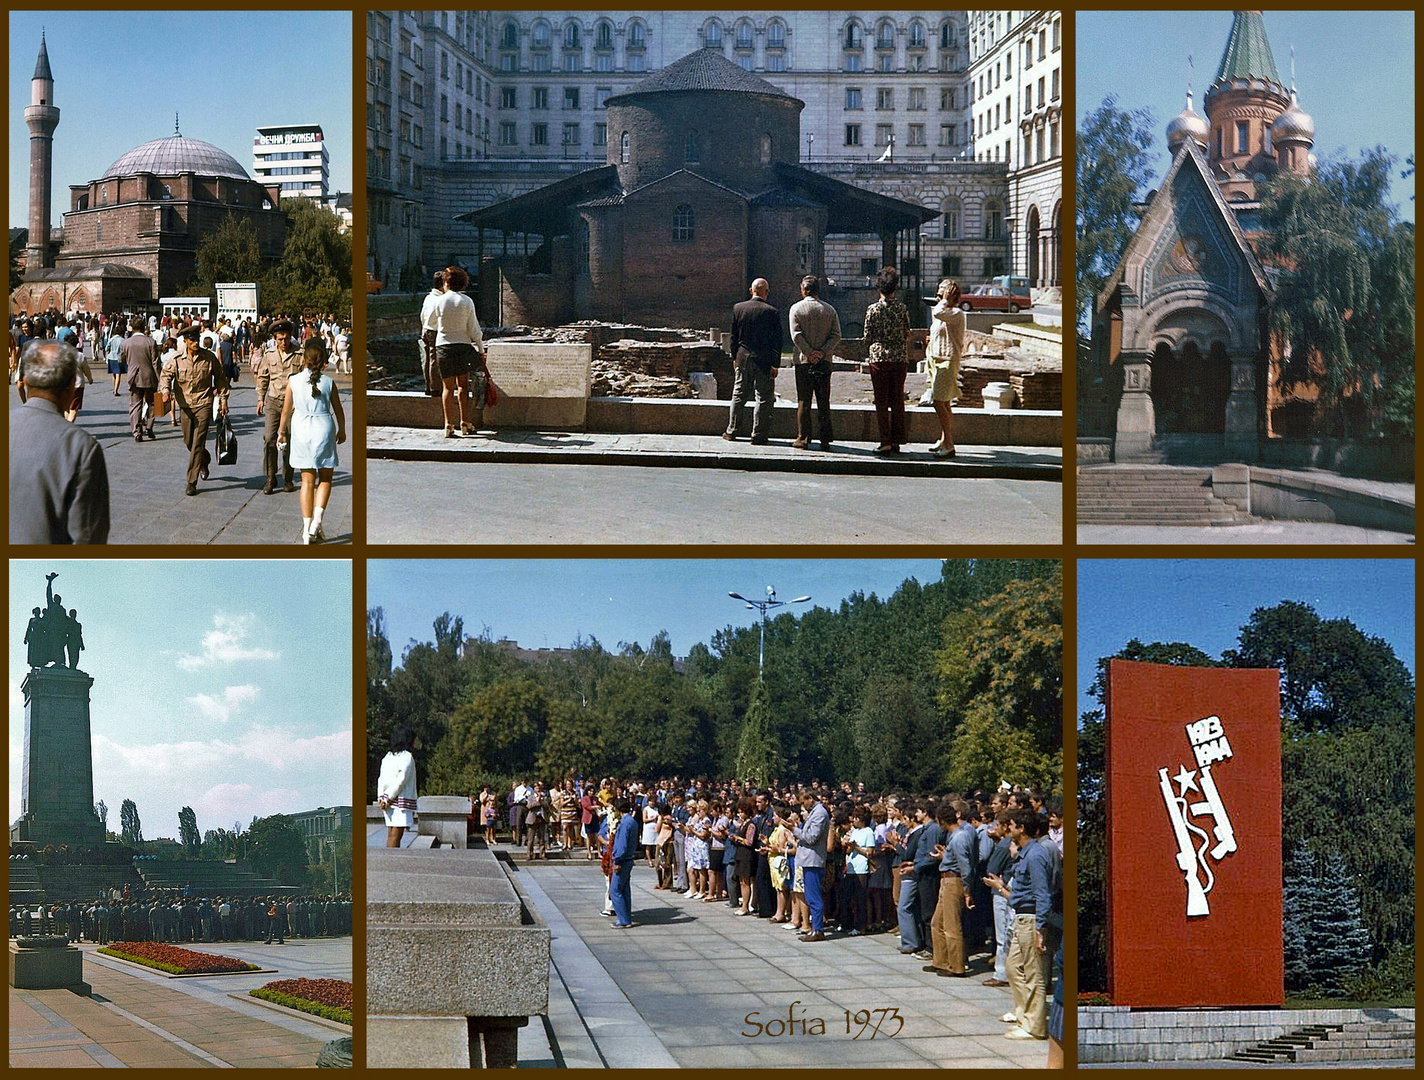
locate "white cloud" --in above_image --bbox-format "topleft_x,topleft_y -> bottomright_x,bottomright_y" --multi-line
94,724 -> 350,775
187,684 -> 260,723
177,613 -> 279,670
195,783 -> 307,825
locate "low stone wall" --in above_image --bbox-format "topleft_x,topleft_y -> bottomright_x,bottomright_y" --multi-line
1258,437 -> 1415,481
1080,1006 -> 1417,1064
1225,467 -> 1415,533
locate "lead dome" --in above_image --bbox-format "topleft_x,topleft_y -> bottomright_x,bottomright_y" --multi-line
102,134 -> 250,180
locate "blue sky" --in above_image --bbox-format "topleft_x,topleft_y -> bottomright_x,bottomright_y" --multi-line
10,560 -> 352,842
1076,559 -> 1415,719
370,559 -> 947,663
9,11 -> 353,228
1077,10 -> 1415,221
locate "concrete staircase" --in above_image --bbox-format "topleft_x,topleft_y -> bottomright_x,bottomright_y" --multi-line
8,860 -> 47,905
1230,1020 -> 1415,1064
1077,466 -> 1254,526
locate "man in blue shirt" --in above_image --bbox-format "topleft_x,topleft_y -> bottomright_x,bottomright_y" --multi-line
1002,809 -> 1054,1040
894,803 -> 929,954
788,791 -> 830,940
609,798 -> 640,928
926,802 -> 976,976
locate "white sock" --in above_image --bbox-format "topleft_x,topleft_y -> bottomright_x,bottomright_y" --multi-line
302,517 -> 313,537
312,506 -> 325,529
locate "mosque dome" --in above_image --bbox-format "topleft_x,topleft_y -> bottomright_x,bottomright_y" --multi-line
1166,90 -> 1210,151
101,134 -> 250,181
1271,90 -> 1315,144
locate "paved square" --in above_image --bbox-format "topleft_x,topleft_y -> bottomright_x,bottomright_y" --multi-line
514,859 -> 1046,1068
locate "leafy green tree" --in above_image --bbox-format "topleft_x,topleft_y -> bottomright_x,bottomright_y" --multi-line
734,680 -> 779,787
186,212 -> 265,296
1256,149 -> 1415,437
120,798 -> 143,845
1076,96 -> 1156,330
178,806 -> 200,857
536,699 -> 605,781
368,607 -> 393,686
248,814 -> 310,886
852,672 -> 941,793
265,198 -> 352,316
425,678 -> 549,793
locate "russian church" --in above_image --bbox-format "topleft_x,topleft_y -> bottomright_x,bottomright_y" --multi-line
1087,10 -> 1319,462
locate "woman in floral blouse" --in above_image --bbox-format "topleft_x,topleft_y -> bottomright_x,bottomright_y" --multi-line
861,266 -> 913,453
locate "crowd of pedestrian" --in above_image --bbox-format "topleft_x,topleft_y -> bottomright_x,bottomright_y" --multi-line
489,775 -> 1063,1053
9,307 -> 349,545
9,890 -> 353,946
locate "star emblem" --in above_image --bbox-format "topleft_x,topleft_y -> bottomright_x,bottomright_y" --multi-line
1173,765 -> 1199,796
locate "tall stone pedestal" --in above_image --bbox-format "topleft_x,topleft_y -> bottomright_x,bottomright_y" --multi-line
12,666 -> 105,847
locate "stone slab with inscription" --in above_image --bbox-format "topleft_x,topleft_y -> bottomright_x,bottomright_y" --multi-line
485,341 -> 593,428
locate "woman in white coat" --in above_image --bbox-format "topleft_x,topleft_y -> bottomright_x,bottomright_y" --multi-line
926,279 -> 966,457
377,725 -> 418,848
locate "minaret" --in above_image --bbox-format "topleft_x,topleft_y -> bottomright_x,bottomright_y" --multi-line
1202,11 -> 1291,201
25,32 -> 60,271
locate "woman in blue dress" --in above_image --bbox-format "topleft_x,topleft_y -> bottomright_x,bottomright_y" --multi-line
279,337 -> 346,544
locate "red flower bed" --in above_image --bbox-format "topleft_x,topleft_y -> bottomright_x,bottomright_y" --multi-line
260,978 -> 353,1012
102,941 -> 259,974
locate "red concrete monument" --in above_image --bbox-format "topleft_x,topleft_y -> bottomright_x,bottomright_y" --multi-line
1105,659 -> 1284,1007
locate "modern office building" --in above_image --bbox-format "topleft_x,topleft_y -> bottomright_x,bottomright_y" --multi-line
253,123 -> 331,199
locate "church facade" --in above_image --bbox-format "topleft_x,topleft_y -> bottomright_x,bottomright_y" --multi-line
1086,10 -> 1318,463
11,35 -> 286,316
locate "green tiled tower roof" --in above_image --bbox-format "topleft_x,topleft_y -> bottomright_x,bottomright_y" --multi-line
1212,10 -> 1282,86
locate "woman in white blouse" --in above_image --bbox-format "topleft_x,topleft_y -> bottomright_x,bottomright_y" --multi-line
927,279 -> 967,457
377,725 -> 418,848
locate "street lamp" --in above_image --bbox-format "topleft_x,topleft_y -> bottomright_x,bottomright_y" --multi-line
321,837 -> 338,896
728,585 -> 811,679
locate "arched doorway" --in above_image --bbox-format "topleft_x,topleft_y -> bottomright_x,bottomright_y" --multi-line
1153,340 -> 1230,433
1026,205 -> 1040,285
1049,199 -> 1062,286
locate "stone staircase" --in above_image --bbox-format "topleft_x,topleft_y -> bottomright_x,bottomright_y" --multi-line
8,860 -> 47,905
1230,1020 -> 1415,1064
1077,466 -> 1254,526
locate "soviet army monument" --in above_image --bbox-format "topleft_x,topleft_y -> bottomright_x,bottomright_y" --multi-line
12,571 -> 105,848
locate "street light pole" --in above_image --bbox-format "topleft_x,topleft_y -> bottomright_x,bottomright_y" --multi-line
728,585 -> 812,679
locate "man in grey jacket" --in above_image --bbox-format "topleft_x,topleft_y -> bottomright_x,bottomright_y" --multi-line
787,274 -> 842,450
789,790 -> 830,941
10,341 -> 110,544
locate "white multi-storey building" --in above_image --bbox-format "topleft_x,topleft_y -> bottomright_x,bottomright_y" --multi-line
966,10 -> 1061,286
253,123 -> 331,199
366,11 -> 1058,298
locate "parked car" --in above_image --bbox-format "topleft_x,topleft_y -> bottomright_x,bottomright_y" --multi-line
991,274 -> 1033,308
958,284 -> 1023,313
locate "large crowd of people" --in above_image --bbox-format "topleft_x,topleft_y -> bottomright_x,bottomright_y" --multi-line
485,774 -> 1064,1053
9,307 -> 349,544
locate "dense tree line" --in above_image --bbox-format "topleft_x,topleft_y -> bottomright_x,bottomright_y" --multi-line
366,560 -> 1062,803
1078,602 -> 1415,998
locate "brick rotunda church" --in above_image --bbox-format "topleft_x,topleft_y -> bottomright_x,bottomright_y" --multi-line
1084,10 -> 1321,463
458,47 -> 939,332
11,34 -> 286,316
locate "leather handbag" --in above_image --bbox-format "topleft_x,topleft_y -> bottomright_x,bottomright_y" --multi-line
214,411 -> 238,465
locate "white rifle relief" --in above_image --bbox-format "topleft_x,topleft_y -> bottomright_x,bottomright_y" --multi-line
1159,767 -> 1210,917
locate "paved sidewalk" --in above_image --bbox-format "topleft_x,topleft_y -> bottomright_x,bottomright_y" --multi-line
10,377 -> 353,545
9,937 -> 350,1068
368,426 -> 1062,481
1078,521 -> 1413,544
512,859 -> 1045,1069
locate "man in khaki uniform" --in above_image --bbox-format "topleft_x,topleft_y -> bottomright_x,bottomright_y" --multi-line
253,319 -> 302,494
160,325 -> 229,496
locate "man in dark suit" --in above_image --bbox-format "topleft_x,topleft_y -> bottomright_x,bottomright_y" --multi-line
122,319 -> 161,442
723,278 -> 783,445
9,341 -> 110,544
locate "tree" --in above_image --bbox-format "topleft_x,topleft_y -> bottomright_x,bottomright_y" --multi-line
186,212 -> 265,296
1076,96 -> 1156,330
95,800 -> 108,832
178,806 -> 200,858
265,198 -> 352,316
424,678 -> 549,793
120,798 -> 143,845
1256,148 -> 1415,437
734,680 -> 779,787
1283,841 -> 1372,992
247,814 -> 310,885
368,607 -> 393,685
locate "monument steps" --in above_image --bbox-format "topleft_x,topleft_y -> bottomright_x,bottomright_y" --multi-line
1077,467 -> 1253,525
1229,1022 -> 1415,1064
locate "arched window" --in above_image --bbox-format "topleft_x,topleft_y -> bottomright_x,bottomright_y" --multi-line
628,21 -> 645,48
620,131 -> 631,164
100,185 -> 108,205
595,21 -> 613,50
673,203 -> 695,242
843,21 -> 862,50
941,197 -> 960,240
758,133 -> 772,164
531,21 -> 549,47
705,20 -> 722,47
875,20 -> 896,49
767,20 -> 785,48
501,22 -> 518,49
735,20 -> 754,49
940,21 -> 956,49
908,21 -> 926,48
563,21 -> 580,49
685,130 -> 701,163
